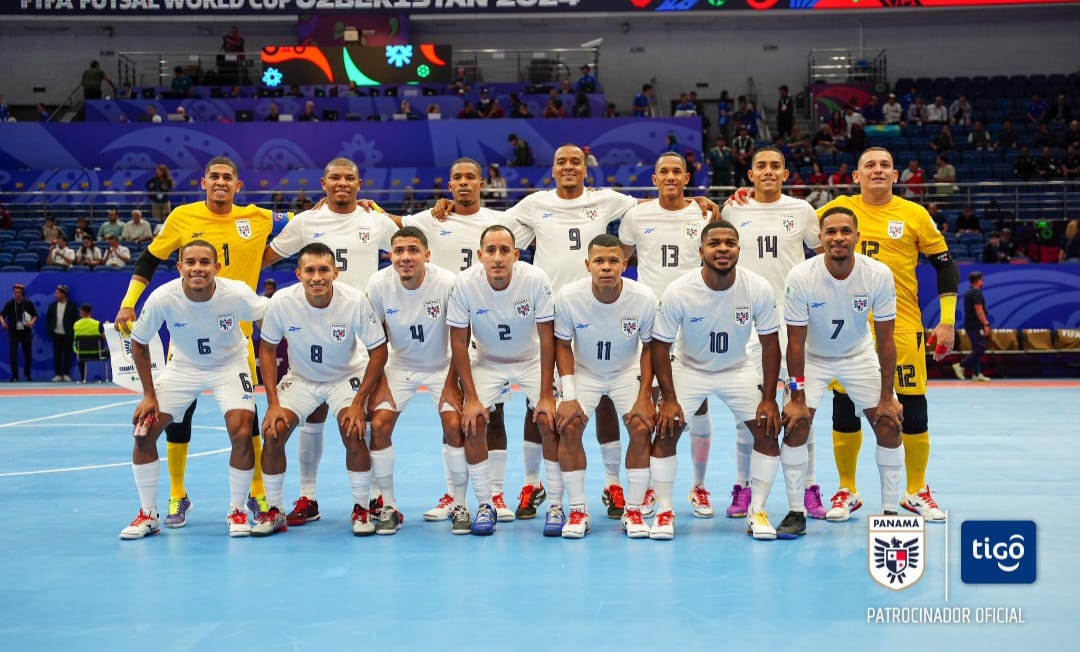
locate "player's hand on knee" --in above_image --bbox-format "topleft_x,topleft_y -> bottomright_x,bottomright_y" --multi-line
756,400 -> 781,438
872,397 -> 904,431
555,399 -> 587,432
656,401 -> 685,439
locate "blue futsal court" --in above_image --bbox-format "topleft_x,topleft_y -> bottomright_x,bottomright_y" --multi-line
0,379 -> 1075,650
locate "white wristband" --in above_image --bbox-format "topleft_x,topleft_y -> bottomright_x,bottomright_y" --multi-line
560,375 -> 577,401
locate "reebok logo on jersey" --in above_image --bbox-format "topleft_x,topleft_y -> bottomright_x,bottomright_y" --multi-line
288,326 -> 302,332
476,308 -> 490,315
541,213 -> 554,219
644,228 -> 657,234
172,322 -> 187,328
810,302 -> 827,308
575,323 -> 591,329
312,232 -> 325,239
385,308 -> 399,315
739,221 -> 752,228
440,230 -> 453,236
190,232 -> 205,239
690,317 -> 704,323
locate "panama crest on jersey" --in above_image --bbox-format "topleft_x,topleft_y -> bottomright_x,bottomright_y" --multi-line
514,298 -> 532,319
583,204 -> 599,222
852,292 -> 870,313
235,218 -> 252,240
218,313 -> 234,332
331,323 -> 347,343
357,226 -> 372,245
887,220 -> 905,239
622,316 -> 639,338
424,299 -> 441,320
683,222 -> 701,241
781,214 -> 797,233
734,305 -> 751,326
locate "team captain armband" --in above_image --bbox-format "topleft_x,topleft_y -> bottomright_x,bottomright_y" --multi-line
788,376 -> 805,392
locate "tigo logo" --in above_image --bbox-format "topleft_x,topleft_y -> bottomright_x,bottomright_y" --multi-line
961,521 -> 1036,584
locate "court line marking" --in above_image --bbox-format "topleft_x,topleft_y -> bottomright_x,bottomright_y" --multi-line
0,400 -> 141,429
0,447 -> 231,478
5,423 -> 226,431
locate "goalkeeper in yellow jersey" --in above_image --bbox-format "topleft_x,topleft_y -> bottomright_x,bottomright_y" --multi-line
816,147 -> 958,522
115,156 -> 286,528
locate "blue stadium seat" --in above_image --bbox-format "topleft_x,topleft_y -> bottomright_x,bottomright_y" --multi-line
1,265 -> 26,272
14,253 -> 40,270
39,265 -> 65,273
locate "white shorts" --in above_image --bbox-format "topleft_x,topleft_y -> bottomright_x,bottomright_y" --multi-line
155,359 -> 255,418
276,372 -> 364,422
372,364 -> 454,413
472,357 -> 541,410
568,371 -> 642,418
671,358 -> 762,423
804,347 -> 889,413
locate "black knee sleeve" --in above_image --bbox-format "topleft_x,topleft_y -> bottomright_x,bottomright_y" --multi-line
165,399 -> 197,444
898,394 -> 928,434
250,404 -> 260,439
831,391 -> 861,433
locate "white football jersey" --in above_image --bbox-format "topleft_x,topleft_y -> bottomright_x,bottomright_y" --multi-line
784,254 -> 897,358
554,277 -> 657,377
366,263 -> 456,371
506,187 -> 637,292
402,207 -> 527,273
132,277 -> 267,369
618,199 -> 706,299
653,268 -> 779,373
259,282 -> 386,382
447,261 -> 555,363
269,205 -> 398,290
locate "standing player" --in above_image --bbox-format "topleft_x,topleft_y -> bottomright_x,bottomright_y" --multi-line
447,225 -> 557,535
553,234 -> 657,538
650,221 -> 781,540
253,243 -> 389,537
366,228 -> 465,534
619,151 -> 721,519
782,208 -> 905,534
720,147 -> 824,520
817,148 -> 957,521
261,158 -> 400,527
119,241 -> 268,539
115,157 -> 283,529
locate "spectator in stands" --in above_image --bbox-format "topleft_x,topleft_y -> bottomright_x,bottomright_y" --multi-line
97,207 -> 124,240
81,60 -> 114,100
559,79 -> 574,96
602,102 -> 618,118
863,95 -> 883,125
931,124 -> 956,152
265,102 -> 280,122
1047,94 -> 1072,123
70,217 -> 92,242
117,82 -> 136,99
511,102 -> 533,119
142,105 -> 162,123
0,201 -> 14,230
2,283 -> 37,381
844,104 -> 867,139
949,95 -> 973,128
1034,124 -> 1059,149
706,136 -> 733,191
995,120 -> 1019,150
1013,146 -> 1038,180
812,123 -> 838,157
899,159 -> 925,200
786,126 -> 813,167
46,284 -> 77,382
570,92 -> 590,118
731,126 -> 755,188
173,106 -> 193,123
982,231 -> 1008,263
1026,92 -> 1049,124
426,104 -> 442,119
171,67 -> 193,98
901,85 -> 921,113
846,123 -> 867,154
222,26 -> 245,54
477,88 -> 494,115
399,100 -> 421,120
449,66 -> 470,95
934,155 -> 957,199
100,235 -> 130,269
827,109 -> 846,144
270,191 -> 287,213
926,203 -> 946,233
296,101 -> 318,122
399,186 -> 422,216
742,100 -> 762,138
457,101 -> 480,119
952,271 -> 991,383
684,149 -> 704,182
483,163 -> 508,209
999,227 -> 1023,261
1065,120 -> 1080,149
716,90 -> 733,139
968,120 -> 991,150
906,97 -> 926,126
47,236 -> 75,269
36,103 -> 49,122
1062,145 -> 1080,179
122,209 -> 153,244
770,84 -> 793,138
146,164 -> 173,221
291,190 -> 313,213
582,146 -> 599,168
925,96 -> 949,125
828,162 -> 852,198
954,207 -> 979,233
662,132 -> 681,156
576,65 -> 598,94
882,93 -> 903,125
673,92 -> 695,115
75,235 -> 102,269
288,84 -> 303,98
42,216 -> 65,242
633,84 -> 654,117
228,85 -> 242,98
1035,146 -> 1061,180
543,97 -> 565,119
1060,219 -> 1080,262
508,133 -> 534,166
787,168 -> 808,200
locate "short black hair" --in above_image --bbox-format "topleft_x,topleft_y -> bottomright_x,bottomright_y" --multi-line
180,239 -> 218,262
297,242 -> 335,265
391,226 -> 429,248
588,233 -> 623,252
820,206 -> 859,229
701,219 -> 740,243
480,224 -> 515,248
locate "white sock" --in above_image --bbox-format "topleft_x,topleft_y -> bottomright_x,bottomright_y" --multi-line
370,447 -> 396,508
544,459 -> 564,508
348,470 -> 372,508
805,426 -> 817,485
522,440 -> 542,486
132,460 -> 159,512
446,446 -> 469,506
735,421 -> 753,486
599,441 -> 622,487
780,443 -> 809,514
263,471 -> 286,511
488,449 -> 507,494
749,451 -> 780,513
468,460 -> 492,505
229,465 -> 253,512
690,413 -> 712,487
297,422 -> 324,499
442,443 -> 454,496
649,455 -> 678,512
876,444 -> 905,510
625,467 -> 650,508
563,469 -> 586,509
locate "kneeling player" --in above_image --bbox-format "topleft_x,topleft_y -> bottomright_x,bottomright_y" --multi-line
120,240 -> 269,539
253,243 -> 389,537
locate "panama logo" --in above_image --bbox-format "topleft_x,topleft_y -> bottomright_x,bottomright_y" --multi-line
514,298 -> 532,319
330,323 -> 347,343
781,214 -> 797,233
357,226 -> 372,245
217,313 -> 234,332
235,218 -> 252,240
583,204 -> 599,222
425,299 -> 441,320
852,292 -> 870,313
683,222 -> 701,241
887,221 -> 905,239
869,515 -> 925,590
734,306 -> 751,326
622,317 -> 639,338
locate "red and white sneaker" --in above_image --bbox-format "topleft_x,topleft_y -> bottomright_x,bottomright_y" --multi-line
423,493 -> 454,522
352,504 -> 375,536
621,507 -> 650,539
491,492 -> 515,522
602,484 -> 626,519
285,496 -> 320,527
226,507 -> 251,537
515,483 -> 547,520
649,510 -> 675,540
689,485 -> 715,518
825,488 -> 862,522
901,485 -> 946,522
119,508 -> 161,540
561,507 -> 591,539
640,489 -> 657,518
